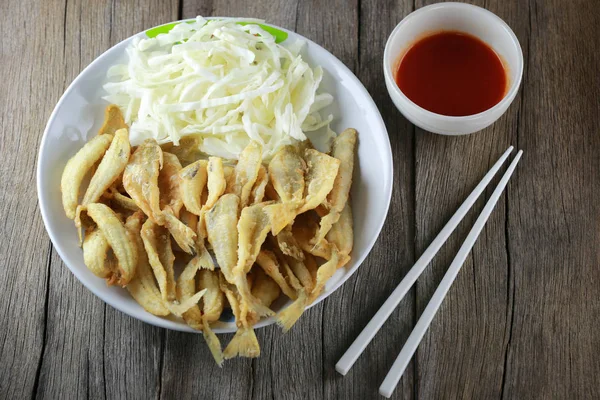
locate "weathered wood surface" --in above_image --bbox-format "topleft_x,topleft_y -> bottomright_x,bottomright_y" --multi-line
1,0 -> 599,399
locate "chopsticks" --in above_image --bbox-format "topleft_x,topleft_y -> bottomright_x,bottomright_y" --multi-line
335,146 -> 523,398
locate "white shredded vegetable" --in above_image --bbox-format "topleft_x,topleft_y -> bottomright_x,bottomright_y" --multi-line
103,16 -> 335,159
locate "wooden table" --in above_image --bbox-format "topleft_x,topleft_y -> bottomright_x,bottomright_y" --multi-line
2,0 -> 599,398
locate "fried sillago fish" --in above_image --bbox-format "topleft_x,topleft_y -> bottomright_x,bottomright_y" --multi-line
235,203 -> 272,276
326,202 -> 354,256
179,208 -> 198,233
81,128 -> 131,208
263,202 -> 299,236
199,269 -> 225,365
158,152 -> 184,216
205,194 -> 240,283
255,250 -> 298,300
263,149 -> 340,236
205,157 -> 227,209
161,135 -> 204,166
231,141 -> 262,207
268,145 -> 306,203
199,269 -> 225,322
208,196 -> 275,318
313,128 -> 356,244
280,250 -> 314,293
61,134 -> 113,219
163,206 -> 197,255
276,225 -> 304,260
85,203 -> 138,286
276,247 -> 340,332
125,212 -> 169,316
82,228 -> 113,279
98,104 -> 128,136
298,149 -> 340,214
220,274 -> 261,359
141,218 -> 176,302
123,139 -> 164,224
224,325 -> 260,359
196,157 -> 227,240
249,165 -> 268,205
261,146 -> 306,235
109,187 -> 139,212
248,269 -> 281,325
292,213 -> 332,259
179,159 -> 208,216
235,203 -> 283,319
177,256 -> 205,330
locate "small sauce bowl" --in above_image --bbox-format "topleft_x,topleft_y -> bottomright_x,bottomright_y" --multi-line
384,2 -> 523,135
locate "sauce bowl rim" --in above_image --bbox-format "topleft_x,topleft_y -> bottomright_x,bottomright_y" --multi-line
383,2 -> 524,122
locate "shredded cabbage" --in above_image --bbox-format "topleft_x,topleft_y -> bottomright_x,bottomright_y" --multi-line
103,16 -> 335,159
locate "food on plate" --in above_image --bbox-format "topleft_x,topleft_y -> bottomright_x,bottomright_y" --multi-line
312,128 -> 357,245
250,166 -> 268,205
108,187 -> 140,211
179,160 -> 208,216
268,145 -> 306,204
248,268 -> 281,325
84,203 -> 138,286
124,212 -> 170,316
162,209 -> 197,254
298,149 -> 340,214
158,152 -> 184,215
61,134 -> 113,219
255,250 -> 298,300
141,218 -> 176,301
205,193 -> 240,283
81,128 -> 131,208
177,256 -> 207,330
123,139 -> 164,224
98,104 -> 128,136
276,225 -> 304,260
60,16 -> 358,364
326,203 -> 354,257
198,269 -> 226,365
103,17 -> 335,160
82,228 -> 114,279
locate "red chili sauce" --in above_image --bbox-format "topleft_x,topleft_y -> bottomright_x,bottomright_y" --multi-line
395,31 -> 507,116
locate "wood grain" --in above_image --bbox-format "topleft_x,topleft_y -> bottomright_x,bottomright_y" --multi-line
410,0 -> 524,396
29,1 -> 178,400
317,1 -> 417,399
503,0 -> 600,398
0,0 -> 65,398
1,0 -> 599,399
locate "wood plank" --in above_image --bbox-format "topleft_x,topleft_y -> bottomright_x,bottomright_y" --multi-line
35,2 -> 112,397
103,313 -> 164,400
159,3 -> 303,399
160,331 -> 252,399
34,252 -> 106,400
165,2 -> 416,399
103,5 -> 180,398
317,1 -> 417,399
0,0 -> 65,397
503,0 -> 600,398
183,0 -> 298,28
411,0 -> 525,398
33,1 -> 178,399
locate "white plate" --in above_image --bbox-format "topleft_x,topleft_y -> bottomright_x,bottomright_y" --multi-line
37,20 -> 393,333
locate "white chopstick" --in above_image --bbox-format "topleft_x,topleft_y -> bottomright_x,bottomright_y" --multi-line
378,150 -> 523,398
335,146 -> 515,376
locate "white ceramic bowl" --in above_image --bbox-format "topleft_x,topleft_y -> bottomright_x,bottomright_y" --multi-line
37,20 -> 393,333
383,2 -> 523,135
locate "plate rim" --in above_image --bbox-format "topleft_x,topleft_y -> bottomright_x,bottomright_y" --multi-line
37,18 -> 394,334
